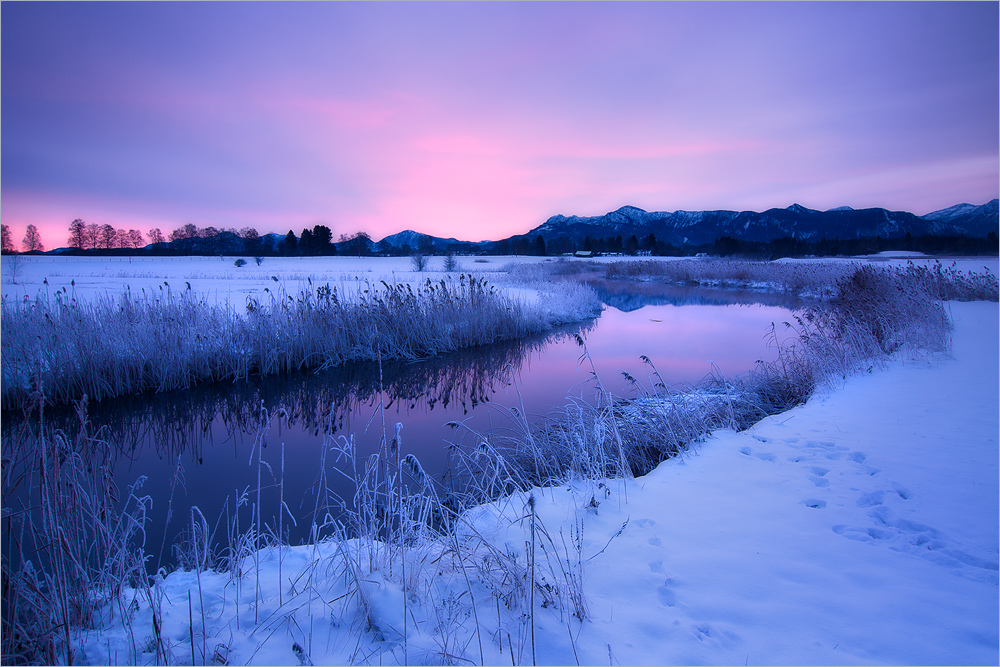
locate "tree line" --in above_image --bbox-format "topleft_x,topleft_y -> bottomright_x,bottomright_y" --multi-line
2,219 -> 995,259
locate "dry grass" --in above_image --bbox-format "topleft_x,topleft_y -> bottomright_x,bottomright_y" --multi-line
2,275 -> 601,410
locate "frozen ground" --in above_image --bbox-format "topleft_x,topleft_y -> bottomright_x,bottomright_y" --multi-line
3,254 -> 996,306
75,299 -> 998,665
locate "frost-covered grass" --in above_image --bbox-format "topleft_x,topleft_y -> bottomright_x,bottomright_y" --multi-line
603,256 -> 1000,301
1,274 -> 601,410
1,256 -> 997,665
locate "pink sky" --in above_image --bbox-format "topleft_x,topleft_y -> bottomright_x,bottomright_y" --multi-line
2,2 -> 997,251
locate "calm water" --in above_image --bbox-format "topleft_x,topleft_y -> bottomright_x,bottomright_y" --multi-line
3,286 -> 803,568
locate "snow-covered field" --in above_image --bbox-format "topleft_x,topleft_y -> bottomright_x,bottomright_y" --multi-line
3,254 -> 997,665
66,296 -> 995,664
1,255 -> 597,307
3,253 -> 995,305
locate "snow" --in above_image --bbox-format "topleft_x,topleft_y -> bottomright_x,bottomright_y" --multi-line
0,255 -> 564,307
922,203 -> 977,222
76,298 -> 998,665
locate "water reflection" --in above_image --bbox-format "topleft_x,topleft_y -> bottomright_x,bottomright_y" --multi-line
8,321 -> 594,463
3,290 -> 802,570
587,278 -> 807,311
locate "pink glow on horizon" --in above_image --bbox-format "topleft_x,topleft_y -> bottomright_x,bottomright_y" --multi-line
2,2 -> 997,252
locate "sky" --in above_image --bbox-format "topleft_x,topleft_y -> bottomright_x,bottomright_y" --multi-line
2,1 -> 998,251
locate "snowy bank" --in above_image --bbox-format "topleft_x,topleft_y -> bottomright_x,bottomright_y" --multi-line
78,302 -> 998,665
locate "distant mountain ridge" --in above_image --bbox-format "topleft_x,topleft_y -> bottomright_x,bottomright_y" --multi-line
526,200 -> 998,247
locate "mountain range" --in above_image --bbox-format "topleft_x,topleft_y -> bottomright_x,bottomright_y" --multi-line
518,199 -> 998,249
53,200 -> 996,256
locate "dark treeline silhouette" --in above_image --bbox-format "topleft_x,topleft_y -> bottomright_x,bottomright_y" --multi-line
707,231 -> 999,259
19,218 -> 997,259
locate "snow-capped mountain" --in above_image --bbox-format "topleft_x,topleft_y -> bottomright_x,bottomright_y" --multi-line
522,200 -> 998,247
921,200 -> 999,237
376,230 -> 481,253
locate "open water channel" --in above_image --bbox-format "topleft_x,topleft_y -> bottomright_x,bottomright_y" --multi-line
3,281 -> 804,570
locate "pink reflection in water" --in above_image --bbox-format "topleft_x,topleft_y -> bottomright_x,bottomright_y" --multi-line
520,303 -> 795,402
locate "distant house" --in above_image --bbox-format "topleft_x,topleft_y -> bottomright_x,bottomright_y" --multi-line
574,250 -> 594,258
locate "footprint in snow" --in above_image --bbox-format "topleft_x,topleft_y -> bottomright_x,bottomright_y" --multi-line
801,499 -> 827,509
833,513 -> 998,583
856,490 -> 886,508
657,584 -> 677,607
738,446 -> 776,461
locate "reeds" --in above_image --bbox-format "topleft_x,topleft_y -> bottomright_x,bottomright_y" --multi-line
1,275 -> 602,411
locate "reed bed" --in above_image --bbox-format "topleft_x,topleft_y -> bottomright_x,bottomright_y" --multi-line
1,275 -> 601,411
603,257 -> 855,296
604,257 -> 999,302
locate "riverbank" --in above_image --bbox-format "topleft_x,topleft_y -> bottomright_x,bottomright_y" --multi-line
75,301 -> 997,665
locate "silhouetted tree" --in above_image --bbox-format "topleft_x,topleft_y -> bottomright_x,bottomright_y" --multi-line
300,228 -> 314,255
626,234 -> 639,256
714,236 -> 741,256
643,233 -> 657,253
169,223 -> 199,242
1,224 -> 14,253
280,230 -> 298,256
533,235 -> 546,256
85,223 -> 100,249
22,224 -> 44,252
68,218 -> 87,250
148,228 -> 165,245
312,224 -> 332,254
340,232 -> 372,257
240,227 -> 262,255
99,224 -> 116,249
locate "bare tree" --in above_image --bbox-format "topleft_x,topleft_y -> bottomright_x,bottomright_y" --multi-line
1,224 -> 13,253
85,223 -> 101,250
22,224 -> 44,252
148,228 -> 165,245
99,224 -> 117,249
68,218 -> 87,249
241,227 -> 262,255
170,223 -> 199,242
4,253 -> 20,283
339,231 -> 372,257
129,229 -> 144,249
